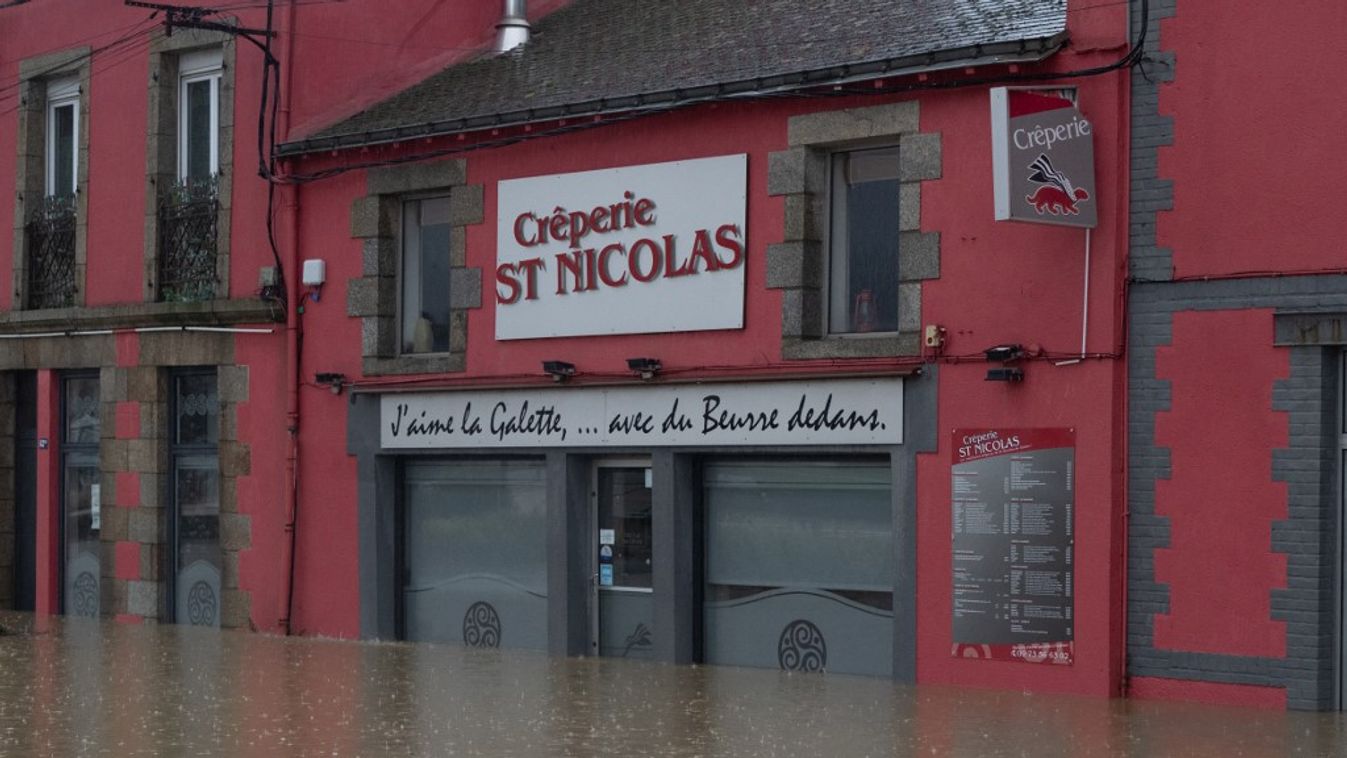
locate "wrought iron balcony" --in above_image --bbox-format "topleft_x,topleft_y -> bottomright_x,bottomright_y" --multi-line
158,175 -> 220,302
25,193 -> 77,310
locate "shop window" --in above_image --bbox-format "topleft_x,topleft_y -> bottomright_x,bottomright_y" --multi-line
828,147 -> 901,334
169,369 -> 221,627
702,460 -> 893,676
400,197 -> 452,354
401,460 -> 547,649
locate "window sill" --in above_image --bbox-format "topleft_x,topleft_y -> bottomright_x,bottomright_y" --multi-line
782,332 -> 921,360
363,352 -> 466,377
0,298 -> 283,333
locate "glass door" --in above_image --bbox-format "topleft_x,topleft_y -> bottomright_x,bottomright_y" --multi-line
591,460 -> 654,659
61,373 -> 101,617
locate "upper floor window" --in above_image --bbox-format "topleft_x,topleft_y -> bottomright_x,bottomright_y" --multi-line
178,49 -> 221,181
156,46 -> 224,302
401,196 -> 452,354
45,76 -> 79,198
828,146 -> 900,335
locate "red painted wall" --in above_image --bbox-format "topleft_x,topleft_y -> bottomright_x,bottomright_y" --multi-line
1156,2 -> 1347,278
280,0 -> 1132,697
3,0 -> 1136,699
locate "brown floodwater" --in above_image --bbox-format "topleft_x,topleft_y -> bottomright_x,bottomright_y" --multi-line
0,612 -> 1341,757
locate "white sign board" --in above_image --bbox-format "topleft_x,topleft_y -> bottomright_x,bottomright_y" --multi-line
381,377 -> 903,449
494,155 -> 747,340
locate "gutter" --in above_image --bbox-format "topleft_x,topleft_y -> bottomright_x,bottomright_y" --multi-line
276,32 -> 1068,158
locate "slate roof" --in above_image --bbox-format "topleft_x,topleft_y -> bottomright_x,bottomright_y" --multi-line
277,0 -> 1067,156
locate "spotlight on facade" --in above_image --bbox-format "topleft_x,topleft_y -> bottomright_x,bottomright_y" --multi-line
314,372 -> 347,395
626,357 -> 662,380
542,360 -> 576,382
983,344 -> 1025,363
985,367 -> 1025,382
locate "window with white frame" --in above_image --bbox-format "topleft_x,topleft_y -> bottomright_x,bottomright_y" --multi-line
178,49 -> 222,181
401,197 -> 453,354
45,76 -> 79,198
828,146 -> 901,335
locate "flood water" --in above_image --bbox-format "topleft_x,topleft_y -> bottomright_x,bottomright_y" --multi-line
0,613 -> 1341,756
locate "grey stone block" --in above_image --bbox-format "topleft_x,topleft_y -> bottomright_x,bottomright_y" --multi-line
899,183 -> 921,231
780,288 -> 822,339
449,184 -> 485,226
767,148 -> 825,197
346,276 -> 393,319
218,364 -> 249,403
899,232 -> 939,281
361,316 -> 395,358
899,133 -> 941,182
787,101 -> 918,146
449,267 -> 483,310
349,195 -> 394,239
129,508 -> 162,543
898,283 -> 922,332
765,241 -> 822,290
362,238 -> 397,277
127,580 -> 161,617
782,194 -> 824,242
366,159 -> 466,195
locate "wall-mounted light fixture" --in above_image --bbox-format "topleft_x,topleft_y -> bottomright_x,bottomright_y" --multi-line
626,357 -> 661,380
985,367 -> 1025,382
983,344 -> 1025,363
542,360 -> 576,382
984,343 -> 1025,382
314,372 -> 347,395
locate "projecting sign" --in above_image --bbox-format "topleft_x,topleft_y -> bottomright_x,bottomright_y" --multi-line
991,87 -> 1097,228
380,377 -> 903,449
950,428 -> 1074,665
494,155 -> 747,340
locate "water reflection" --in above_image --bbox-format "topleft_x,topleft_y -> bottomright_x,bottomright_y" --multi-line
0,612 -> 1340,756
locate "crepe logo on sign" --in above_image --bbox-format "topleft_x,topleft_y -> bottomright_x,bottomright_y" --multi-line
1025,154 -> 1090,216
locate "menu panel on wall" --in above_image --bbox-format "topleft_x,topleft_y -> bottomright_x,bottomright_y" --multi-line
950,428 -> 1074,665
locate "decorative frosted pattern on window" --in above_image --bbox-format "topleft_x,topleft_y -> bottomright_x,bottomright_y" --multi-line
175,372 -> 219,445
703,461 -> 894,676
172,372 -> 220,627
64,376 -> 100,444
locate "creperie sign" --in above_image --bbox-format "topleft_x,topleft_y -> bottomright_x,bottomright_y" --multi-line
494,155 -> 747,340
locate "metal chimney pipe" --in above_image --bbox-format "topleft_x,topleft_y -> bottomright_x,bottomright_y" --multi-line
494,0 -> 530,54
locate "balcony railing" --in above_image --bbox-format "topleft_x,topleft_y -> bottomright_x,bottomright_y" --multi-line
158,175 -> 220,302
25,193 -> 78,310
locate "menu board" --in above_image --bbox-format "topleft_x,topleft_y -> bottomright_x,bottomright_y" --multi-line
950,428 -> 1074,665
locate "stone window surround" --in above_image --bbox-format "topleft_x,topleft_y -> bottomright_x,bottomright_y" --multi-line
144,27 -> 236,302
348,159 -> 484,377
12,47 -> 92,310
766,100 -> 941,360
0,331 -> 253,628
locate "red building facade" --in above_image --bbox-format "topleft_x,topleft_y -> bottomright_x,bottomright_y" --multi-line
0,0 -> 1341,710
